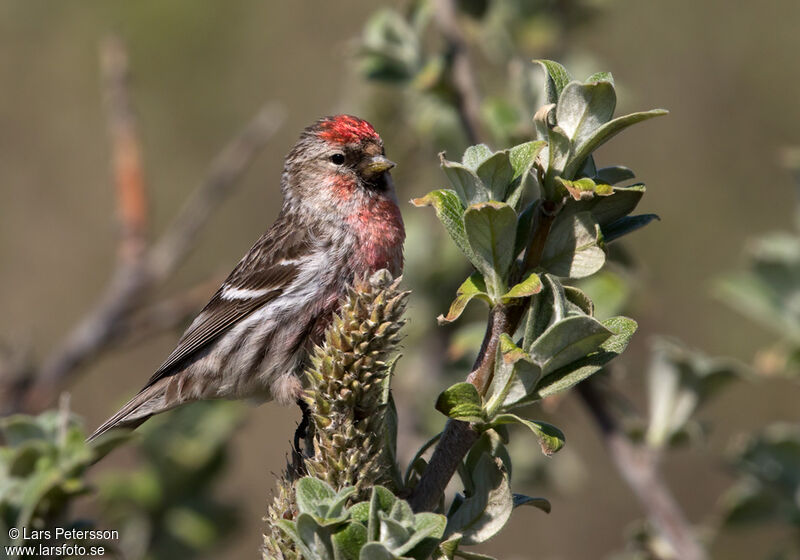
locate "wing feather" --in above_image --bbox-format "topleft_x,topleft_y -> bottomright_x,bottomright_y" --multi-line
143,218 -> 312,387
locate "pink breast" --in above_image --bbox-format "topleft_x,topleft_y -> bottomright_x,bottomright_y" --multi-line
347,197 -> 405,276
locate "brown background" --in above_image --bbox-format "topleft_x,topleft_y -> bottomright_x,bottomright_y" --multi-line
2,1 -> 799,558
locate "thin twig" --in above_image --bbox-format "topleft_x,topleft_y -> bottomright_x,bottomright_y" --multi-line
101,35 -> 149,267
146,103 -> 285,282
577,379 -> 707,560
433,0 -> 484,145
11,36 -> 285,413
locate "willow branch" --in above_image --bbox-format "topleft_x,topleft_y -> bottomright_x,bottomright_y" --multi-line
577,379 -> 707,560
146,103 -> 285,281
433,0 -> 484,145
410,203 -> 556,512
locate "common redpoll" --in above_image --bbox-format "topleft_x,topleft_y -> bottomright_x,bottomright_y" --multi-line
89,115 -> 404,441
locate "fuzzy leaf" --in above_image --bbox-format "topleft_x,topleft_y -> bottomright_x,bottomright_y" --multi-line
509,141 -> 546,181
462,144 -> 493,170
276,519 -> 316,559
436,383 -> 484,423
500,271 -> 542,303
529,315 -> 612,376
439,273 -> 492,324
556,80 -> 616,150
445,455 -> 512,545
397,513 -> 446,557
412,190 -> 476,264
540,211 -> 606,279
296,477 -> 337,513
487,334 -> 542,411
523,274 -> 567,350
558,183 -> 645,231
532,316 -> 637,400
333,522 -> 368,560
463,202 -> 517,296
490,414 -> 565,455
564,109 -> 669,178
534,59 -> 572,104
563,285 -> 594,316
534,104 -> 570,193
367,486 -> 399,541
473,151 -> 512,202
440,155 -> 488,204
586,71 -> 614,84
359,543 -> 400,560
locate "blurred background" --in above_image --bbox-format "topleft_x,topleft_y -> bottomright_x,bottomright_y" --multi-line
2,1 -> 800,558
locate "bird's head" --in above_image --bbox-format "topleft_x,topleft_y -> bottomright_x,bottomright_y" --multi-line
281,115 -> 397,215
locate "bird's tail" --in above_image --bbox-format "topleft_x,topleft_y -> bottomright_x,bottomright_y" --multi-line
87,381 -> 172,442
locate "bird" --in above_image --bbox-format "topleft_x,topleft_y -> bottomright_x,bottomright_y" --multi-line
88,115 -> 405,441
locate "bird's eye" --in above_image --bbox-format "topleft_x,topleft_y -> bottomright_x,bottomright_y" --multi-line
330,153 -> 345,165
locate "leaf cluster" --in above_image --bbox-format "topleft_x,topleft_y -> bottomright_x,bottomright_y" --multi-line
0,410 -> 126,548
277,478 -> 446,560
405,61 -> 662,558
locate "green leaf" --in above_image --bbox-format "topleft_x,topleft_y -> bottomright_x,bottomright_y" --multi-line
522,274 -> 567,350
512,494 -> 551,513
487,334 -> 542,411
509,141 -> 546,181
500,271 -> 542,303
366,486 -> 399,541
476,151 -> 514,201
360,542 -> 400,560
295,477 -> 337,513
439,273 -> 492,324
445,454 -> 512,545
556,176 -> 613,201
594,165 -> 635,185
564,109 -> 669,178
534,104 -> 570,194
397,512 -> 446,558
586,71 -> 614,85
463,427 -> 513,482
440,155 -> 489,204
435,383 -> 484,423
333,522 -> 368,560
540,211 -> 606,279
532,316 -> 638,400
556,80 -> 616,150
490,414 -> 565,455
0,415 -> 47,446
463,202 -> 518,295
411,190 -> 476,264
602,214 -> 660,242
529,315 -> 613,376
563,285 -> 594,316
276,519 -> 316,559
462,144 -> 493,170
298,513 -> 335,559
534,59 -> 572,104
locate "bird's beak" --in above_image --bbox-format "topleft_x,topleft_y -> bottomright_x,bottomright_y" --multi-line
362,155 -> 396,177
